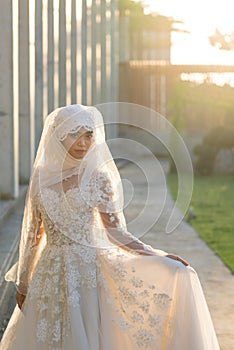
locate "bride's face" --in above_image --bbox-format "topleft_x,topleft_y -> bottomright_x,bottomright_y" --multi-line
62,128 -> 94,159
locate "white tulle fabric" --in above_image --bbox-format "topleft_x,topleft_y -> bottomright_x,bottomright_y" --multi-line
0,105 -> 220,350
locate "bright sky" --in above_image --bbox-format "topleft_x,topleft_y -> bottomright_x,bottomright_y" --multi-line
142,0 -> 234,65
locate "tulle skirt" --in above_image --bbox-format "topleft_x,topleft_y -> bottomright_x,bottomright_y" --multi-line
0,244 -> 220,350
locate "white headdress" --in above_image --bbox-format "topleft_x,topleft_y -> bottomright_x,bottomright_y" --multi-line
36,104 -> 125,234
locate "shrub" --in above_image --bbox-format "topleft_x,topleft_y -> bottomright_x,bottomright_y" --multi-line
194,126 -> 234,175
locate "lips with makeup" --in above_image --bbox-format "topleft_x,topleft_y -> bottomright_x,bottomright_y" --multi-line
74,149 -> 87,154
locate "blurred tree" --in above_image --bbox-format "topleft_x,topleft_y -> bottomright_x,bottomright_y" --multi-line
118,0 -> 188,61
194,126 -> 234,175
209,28 -> 234,51
167,79 -> 234,132
118,0 -> 144,16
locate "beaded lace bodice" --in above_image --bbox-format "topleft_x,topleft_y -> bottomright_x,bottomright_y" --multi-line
38,187 -> 95,247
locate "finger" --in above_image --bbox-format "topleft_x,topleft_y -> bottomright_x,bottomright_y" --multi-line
16,298 -> 22,310
16,293 -> 21,309
166,254 -> 189,266
177,257 -> 189,266
17,298 -> 22,309
16,294 -> 25,310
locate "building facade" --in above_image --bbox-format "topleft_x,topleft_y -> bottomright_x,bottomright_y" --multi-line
0,0 -> 119,198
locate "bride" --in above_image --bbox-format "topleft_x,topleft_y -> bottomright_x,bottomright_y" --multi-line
0,105 -> 220,350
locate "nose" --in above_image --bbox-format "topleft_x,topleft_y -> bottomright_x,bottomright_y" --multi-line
77,135 -> 86,146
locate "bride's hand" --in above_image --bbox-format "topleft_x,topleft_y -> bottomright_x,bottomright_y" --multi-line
16,291 -> 26,310
133,247 -> 189,266
166,254 -> 189,266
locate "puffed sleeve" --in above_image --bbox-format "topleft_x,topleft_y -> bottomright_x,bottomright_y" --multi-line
96,171 -> 166,256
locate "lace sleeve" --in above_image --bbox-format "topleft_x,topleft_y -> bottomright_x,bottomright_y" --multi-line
96,171 -> 166,256
5,196 -> 46,295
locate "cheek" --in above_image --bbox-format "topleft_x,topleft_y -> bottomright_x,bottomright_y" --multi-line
62,137 -> 75,151
87,138 -> 92,147
87,137 -> 94,149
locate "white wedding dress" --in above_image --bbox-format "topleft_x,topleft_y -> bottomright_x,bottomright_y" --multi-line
0,172 -> 220,350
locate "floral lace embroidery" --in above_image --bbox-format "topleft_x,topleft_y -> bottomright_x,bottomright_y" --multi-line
97,249 -> 173,348
53,106 -> 95,141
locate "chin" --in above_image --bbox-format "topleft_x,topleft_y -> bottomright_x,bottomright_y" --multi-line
73,155 -> 84,159
69,150 -> 87,159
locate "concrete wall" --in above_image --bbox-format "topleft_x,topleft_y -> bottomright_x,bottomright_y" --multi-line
0,0 -> 119,198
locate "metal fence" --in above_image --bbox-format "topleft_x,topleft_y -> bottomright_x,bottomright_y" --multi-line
0,0 -> 119,198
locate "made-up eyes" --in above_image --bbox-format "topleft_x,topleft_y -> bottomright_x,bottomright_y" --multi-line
69,131 -> 93,140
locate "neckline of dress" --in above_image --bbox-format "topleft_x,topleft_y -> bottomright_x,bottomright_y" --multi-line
42,186 -> 80,197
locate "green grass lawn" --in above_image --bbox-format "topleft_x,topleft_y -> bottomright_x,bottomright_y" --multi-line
167,173 -> 234,273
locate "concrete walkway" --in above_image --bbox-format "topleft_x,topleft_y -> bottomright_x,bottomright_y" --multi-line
119,157 -> 234,350
0,158 -> 233,348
